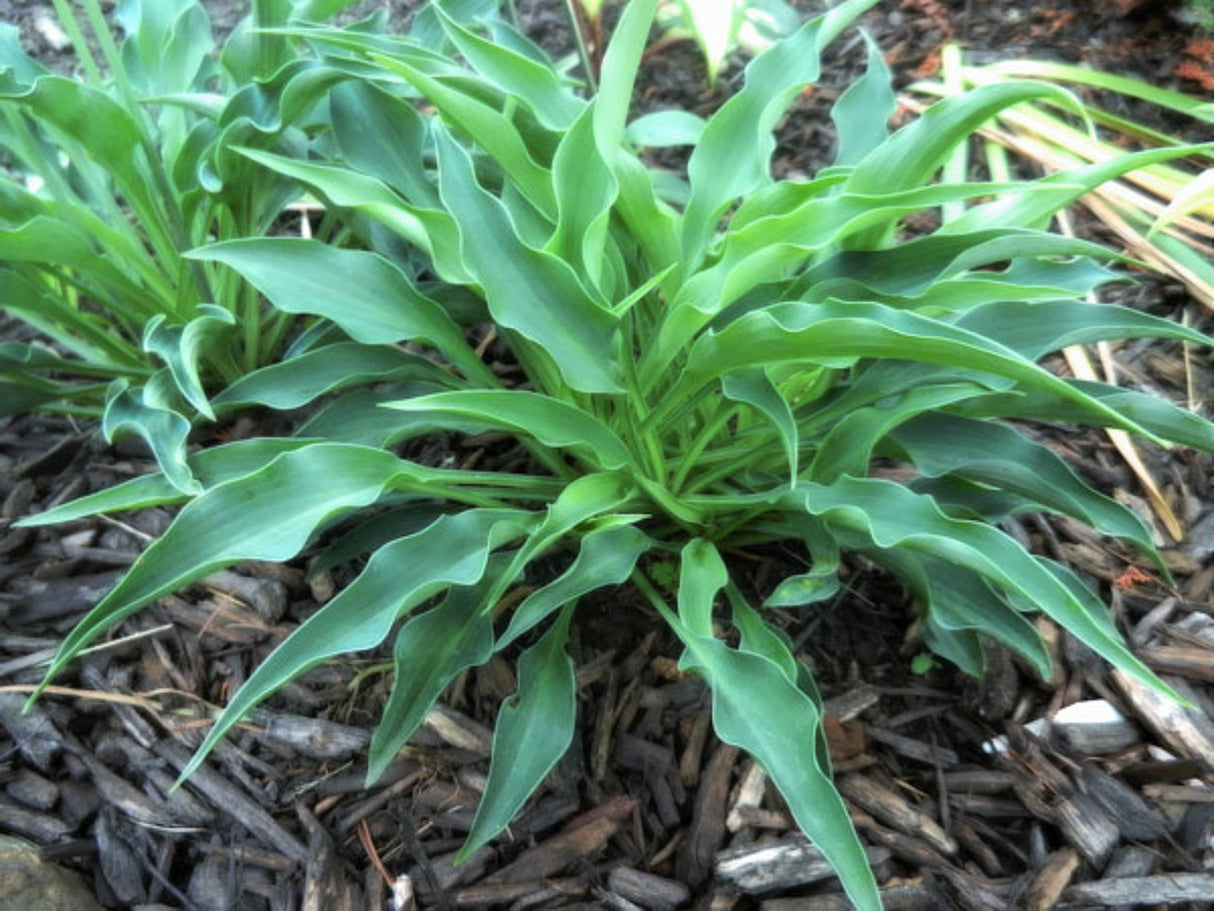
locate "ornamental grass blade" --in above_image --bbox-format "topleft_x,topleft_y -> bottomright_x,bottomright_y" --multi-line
33,442 -> 410,699
181,507 -> 535,785
461,604 -> 577,860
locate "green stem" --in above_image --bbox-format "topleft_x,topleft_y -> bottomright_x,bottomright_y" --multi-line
48,0 -> 104,85
76,0 -> 215,311
670,401 -> 739,493
561,0 -> 599,92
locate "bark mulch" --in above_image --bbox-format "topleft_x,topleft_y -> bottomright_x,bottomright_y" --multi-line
3,0 -> 1214,908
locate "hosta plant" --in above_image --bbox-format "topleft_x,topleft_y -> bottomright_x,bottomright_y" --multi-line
0,0 -> 386,490
23,0 -> 1214,905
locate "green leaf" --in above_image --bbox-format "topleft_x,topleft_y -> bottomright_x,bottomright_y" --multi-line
33,443 -> 413,697
232,148 -> 473,284
808,383 -> 987,484
16,438 -> 314,526
762,515 -> 842,606
431,125 -> 624,394
890,413 -> 1162,565
116,0 -> 213,96
214,343 -> 454,410
847,81 -> 1080,196
674,301 -> 1165,444
678,538 -> 729,637
679,0 -> 880,262
386,390 -> 636,471
372,54 -> 557,214
499,523 -> 651,649
181,507 -> 535,785
189,238 -> 489,382
434,5 -> 583,131
328,79 -> 441,208
101,378 -> 197,495
785,476 -> 1179,700
956,298 -> 1211,361
830,31 -> 895,166
673,628 -> 878,910
368,579 -> 497,782
142,304 -> 236,420
721,369 -> 798,484
460,604 -> 577,859
625,110 -> 706,148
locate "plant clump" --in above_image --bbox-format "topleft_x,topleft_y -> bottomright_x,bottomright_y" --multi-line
14,1 -> 1214,907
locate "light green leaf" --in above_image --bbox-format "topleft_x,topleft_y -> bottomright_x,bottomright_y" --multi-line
386,390 -> 636,471
678,538 -> 729,638
116,0 -> 212,96
190,237 -> 491,384
432,126 -> 624,394
34,442 -> 414,697
625,110 -> 706,148
461,603 -> 576,859
499,523 -> 651,649
181,508 -> 535,785
214,343 -> 454,410
101,378 -> 197,495
142,304 -> 235,420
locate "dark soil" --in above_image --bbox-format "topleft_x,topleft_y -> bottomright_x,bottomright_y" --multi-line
3,1 -> 1214,910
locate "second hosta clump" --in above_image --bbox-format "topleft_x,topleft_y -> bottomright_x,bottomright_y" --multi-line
25,0 -> 1214,905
